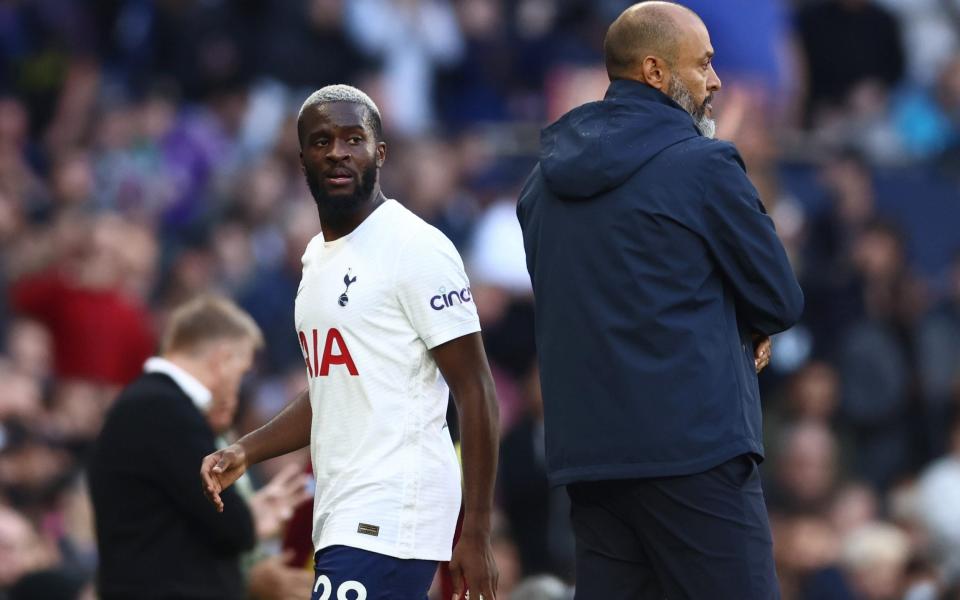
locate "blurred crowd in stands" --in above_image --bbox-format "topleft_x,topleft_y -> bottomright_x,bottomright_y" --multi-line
1,0 -> 960,598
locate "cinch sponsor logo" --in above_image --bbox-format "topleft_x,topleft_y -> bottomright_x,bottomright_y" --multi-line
430,287 -> 473,311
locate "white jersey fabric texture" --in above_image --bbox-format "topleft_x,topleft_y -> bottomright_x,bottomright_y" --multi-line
295,199 -> 480,561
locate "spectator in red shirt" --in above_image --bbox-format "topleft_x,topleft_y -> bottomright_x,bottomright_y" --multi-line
9,214 -> 155,388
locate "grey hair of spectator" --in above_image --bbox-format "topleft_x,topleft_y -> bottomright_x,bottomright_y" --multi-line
510,575 -> 575,600
296,84 -> 384,144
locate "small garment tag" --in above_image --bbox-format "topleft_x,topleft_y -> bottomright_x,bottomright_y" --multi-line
357,523 -> 380,537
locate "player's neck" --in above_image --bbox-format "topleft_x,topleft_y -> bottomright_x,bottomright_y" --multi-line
319,189 -> 387,242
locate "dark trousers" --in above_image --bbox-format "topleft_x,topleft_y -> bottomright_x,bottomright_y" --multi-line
567,454 -> 780,600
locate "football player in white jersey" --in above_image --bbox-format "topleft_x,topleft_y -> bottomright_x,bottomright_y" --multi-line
201,85 -> 500,600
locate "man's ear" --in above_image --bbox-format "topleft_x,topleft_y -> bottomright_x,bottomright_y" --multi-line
640,55 -> 670,91
376,142 -> 386,168
299,151 -> 306,175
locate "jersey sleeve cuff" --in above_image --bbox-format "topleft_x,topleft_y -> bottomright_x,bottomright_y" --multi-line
422,318 -> 482,350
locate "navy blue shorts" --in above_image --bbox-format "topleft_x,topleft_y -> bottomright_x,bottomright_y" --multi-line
311,545 -> 438,600
567,454 -> 780,600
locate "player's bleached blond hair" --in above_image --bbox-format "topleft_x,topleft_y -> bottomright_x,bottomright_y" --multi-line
297,84 -> 383,143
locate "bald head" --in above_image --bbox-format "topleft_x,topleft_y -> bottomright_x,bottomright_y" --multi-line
602,1 -> 721,137
604,2 -> 702,81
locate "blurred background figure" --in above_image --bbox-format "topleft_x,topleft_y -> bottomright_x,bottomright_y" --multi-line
87,295 -> 310,599
918,413 -> 960,585
0,0 -> 957,598
499,364 -> 575,580
800,522 -> 912,600
510,574 -> 574,600
0,504 -> 60,591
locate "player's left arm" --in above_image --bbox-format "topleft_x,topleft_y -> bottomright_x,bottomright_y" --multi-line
432,332 -> 500,600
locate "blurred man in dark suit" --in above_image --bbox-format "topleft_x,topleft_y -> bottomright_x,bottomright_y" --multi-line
89,295 -> 311,600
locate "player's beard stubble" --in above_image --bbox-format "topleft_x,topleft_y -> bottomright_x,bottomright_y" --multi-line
304,162 -> 378,226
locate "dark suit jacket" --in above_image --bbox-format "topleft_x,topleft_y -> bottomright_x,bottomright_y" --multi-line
89,372 -> 256,599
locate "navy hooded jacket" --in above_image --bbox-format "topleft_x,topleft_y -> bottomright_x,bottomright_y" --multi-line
517,79 -> 804,486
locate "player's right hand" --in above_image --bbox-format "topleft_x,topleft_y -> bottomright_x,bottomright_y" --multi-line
200,443 -> 249,512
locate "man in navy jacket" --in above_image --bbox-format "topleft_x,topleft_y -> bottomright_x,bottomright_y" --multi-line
517,2 -> 803,598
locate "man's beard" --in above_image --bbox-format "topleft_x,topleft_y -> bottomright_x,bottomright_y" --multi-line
667,77 -> 716,139
304,163 -> 378,225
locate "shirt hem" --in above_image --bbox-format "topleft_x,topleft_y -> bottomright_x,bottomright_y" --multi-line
314,533 -> 452,562
547,438 -> 764,487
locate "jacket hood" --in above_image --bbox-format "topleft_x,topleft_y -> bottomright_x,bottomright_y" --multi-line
540,79 -> 702,199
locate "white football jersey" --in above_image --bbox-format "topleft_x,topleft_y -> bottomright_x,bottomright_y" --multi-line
294,199 -> 480,561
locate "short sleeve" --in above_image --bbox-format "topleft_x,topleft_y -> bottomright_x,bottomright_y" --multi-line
394,228 -> 481,349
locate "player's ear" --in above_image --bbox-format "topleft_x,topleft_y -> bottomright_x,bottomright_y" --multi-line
299,151 -> 306,175
376,142 -> 386,168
